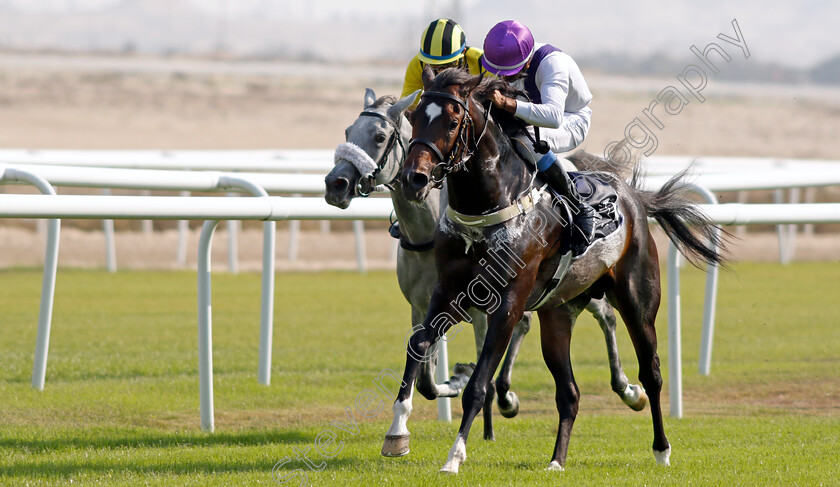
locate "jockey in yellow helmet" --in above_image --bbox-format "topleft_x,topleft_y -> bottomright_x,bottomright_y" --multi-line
400,19 -> 487,109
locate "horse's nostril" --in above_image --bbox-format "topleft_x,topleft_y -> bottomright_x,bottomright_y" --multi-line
332,178 -> 349,192
410,172 -> 429,190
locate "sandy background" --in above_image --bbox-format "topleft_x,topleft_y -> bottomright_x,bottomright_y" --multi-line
1,54 -> 839,270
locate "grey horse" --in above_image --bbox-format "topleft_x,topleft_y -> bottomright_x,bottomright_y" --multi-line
324,89 -> 645,449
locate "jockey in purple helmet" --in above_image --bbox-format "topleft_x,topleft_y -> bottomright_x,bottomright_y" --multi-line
482,20 -> 596,251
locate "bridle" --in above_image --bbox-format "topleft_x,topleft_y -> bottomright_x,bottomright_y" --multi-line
411,87 -> 542,221
407,90 -> 490,186
355,109 -> 407,197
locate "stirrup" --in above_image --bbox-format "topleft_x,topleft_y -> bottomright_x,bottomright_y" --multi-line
570,203 -> 596,256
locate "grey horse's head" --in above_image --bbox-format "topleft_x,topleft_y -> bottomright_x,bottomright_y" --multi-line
325,88 -> 419,209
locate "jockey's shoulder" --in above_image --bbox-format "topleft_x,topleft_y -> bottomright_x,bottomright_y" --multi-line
465,46 -> 485,75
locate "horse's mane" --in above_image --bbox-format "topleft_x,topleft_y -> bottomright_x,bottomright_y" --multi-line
429,68 -> 529,138
373,95 -> 397,108
428,70 -> 640,182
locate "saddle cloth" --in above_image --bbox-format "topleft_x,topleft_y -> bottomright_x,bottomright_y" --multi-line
558,171 -> 623,256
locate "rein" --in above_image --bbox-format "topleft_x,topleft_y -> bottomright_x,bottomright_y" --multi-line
355,109 -> 407,197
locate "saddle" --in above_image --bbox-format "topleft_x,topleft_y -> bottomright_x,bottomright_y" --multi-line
571,171 -> 622,242
550,171 -> 622,257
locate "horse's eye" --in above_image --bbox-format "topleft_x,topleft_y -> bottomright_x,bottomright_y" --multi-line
449,120 -> 459,131
375,133 -> 387,144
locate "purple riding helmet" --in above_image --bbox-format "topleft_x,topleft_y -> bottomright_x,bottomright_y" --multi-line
481,20 -> 535,76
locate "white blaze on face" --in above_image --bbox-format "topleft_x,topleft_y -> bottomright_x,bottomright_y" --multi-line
425,102 -> 443,124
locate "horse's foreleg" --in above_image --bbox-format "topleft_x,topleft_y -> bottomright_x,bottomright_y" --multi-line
586,298 -> 647,411
465,309 -> 495,441
383,289 -> 462,458
441,304 -> 522,474
414,307 -> 465,399
495,311 -> 532,419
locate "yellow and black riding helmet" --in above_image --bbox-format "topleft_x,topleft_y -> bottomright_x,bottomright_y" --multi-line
418,18 -> 467,66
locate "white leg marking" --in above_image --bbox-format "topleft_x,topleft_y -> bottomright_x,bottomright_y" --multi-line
386,391 -> 413,437
425,102 -> 442,124
546,460 -> 564,471
440,435 -> 466,474
382,391 -> 413,457
654,446 -> 671,466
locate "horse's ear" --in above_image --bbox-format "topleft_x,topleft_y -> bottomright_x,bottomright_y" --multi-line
363,88 -> 376,109
461,73 -> 485,99
421,65 -> 435,90
387,90 -> 420,121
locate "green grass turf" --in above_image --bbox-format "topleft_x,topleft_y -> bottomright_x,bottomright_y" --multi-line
0,262 -> 838,485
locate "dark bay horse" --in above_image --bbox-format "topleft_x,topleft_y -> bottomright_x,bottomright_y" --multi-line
385,68 -> 726,473
325,88 -> 533,444
326,89 -> 649,452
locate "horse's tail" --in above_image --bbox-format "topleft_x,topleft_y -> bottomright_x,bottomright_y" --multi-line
631,166 -> 729,268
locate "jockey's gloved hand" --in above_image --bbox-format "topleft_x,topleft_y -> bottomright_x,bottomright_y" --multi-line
533,140 -> 550,155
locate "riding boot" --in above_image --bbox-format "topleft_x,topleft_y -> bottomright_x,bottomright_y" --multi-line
536,151 -> 597,255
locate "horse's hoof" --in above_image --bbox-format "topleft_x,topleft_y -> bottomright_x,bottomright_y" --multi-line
654,446 -> 671,466
444,378 -> 466,394
381,434 -> 410,457
447,363 -> 476,393
439,462 -> 460,474
621,384 -> 648,412
546,460 -> 565,472
498,391 -> 520,418
438,381 -> 461,397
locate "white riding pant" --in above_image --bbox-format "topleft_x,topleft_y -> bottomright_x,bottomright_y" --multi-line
514,106 -> 592,171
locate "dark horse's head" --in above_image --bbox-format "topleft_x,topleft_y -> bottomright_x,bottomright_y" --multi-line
400,67 -> 525,205
325,89 -> 418,209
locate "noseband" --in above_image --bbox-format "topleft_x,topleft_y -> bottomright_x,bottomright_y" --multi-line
355,109 -> 407,197
408,91 -> 486,185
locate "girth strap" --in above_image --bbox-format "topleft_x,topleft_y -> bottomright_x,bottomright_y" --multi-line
400,237 -> 435,252
445,187 -> 545,227
388,220 -> 435,252
525,251 -> 573,310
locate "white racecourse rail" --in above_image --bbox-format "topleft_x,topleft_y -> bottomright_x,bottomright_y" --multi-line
2,190 -> 840,429
0,149 -> 336,172
3,148 -> 840,176
4,150 -> 840,271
